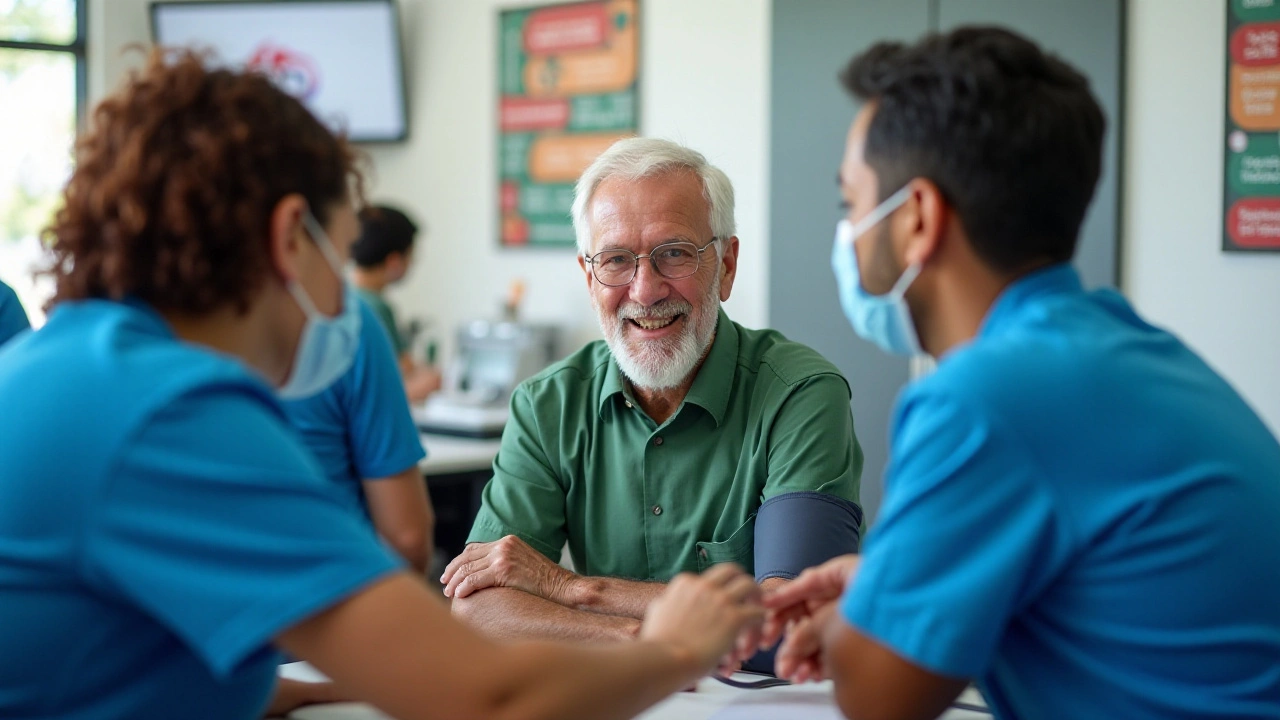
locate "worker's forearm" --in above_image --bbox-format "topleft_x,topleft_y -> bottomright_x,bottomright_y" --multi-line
453,586 -> 640,642
381,531 -> 430,574
283,575 -> 705,720
484,638 -> 701,720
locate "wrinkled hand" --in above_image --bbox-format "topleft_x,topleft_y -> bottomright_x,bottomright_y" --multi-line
761,554 -> 860,649
774,600 -> 837,683
441,535 -> 574,602
641,564 -> 765,675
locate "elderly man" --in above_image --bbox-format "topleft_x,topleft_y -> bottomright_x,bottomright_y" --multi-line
444,138 -> 863,661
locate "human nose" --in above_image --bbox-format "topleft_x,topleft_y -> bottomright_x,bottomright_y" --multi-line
627,255 -> 668,306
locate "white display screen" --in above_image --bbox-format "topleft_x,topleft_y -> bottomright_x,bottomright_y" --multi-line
151,1 -> 408,142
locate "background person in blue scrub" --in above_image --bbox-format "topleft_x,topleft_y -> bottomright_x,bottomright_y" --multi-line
0,50 -> 765,720
763,26 -> 1280,720
349,205 -> 442,402
280,296 -> 435,574
0,279 -> 31,346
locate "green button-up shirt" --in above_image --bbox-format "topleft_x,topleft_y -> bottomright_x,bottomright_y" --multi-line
468,309 -> 862,581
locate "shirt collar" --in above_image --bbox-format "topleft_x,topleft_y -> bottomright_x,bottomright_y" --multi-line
598,307 -> 737,426
979,262 -> 1082,339
600,351 -> 630,417
112,297 -> 176,338
682,307 -> 736,426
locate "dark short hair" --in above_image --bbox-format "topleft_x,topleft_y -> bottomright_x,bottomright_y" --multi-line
841,26 -> 1105,273
45,48 -> 363,314
351,205 -> 419,268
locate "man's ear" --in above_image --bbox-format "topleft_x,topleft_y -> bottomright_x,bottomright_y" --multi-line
578,253 -> 595,291
717,236 -> 740,302
269,194 -> 310,284
899,178 -> 949,268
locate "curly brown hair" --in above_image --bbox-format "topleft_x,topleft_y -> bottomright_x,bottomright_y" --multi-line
43,48 -> 365,315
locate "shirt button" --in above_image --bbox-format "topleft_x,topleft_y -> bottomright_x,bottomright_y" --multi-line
653,436 -> 664,446
625,401 -> 633,408
698,547 -> 708,560
652,505 -> 663,516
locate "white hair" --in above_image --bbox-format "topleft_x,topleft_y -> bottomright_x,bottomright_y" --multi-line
571,137 -> 736,256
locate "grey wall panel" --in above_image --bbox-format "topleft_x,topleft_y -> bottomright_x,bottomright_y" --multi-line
938,0 -> 1124,289
770,1 -> 1123,524
770,0 -> 930,523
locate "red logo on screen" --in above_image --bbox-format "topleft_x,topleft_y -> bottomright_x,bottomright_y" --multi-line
247,43 -> 321,100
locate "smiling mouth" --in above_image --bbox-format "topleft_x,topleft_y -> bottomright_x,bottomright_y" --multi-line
628,314 -> 683,331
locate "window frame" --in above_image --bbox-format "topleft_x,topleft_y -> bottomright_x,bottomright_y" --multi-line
0,1 -> 88,130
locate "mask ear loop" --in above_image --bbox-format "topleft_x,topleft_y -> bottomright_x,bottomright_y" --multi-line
296,209 -> 350,318
300,210 -> 348,278
844,185 -> 914,248
887,259 -> 923,300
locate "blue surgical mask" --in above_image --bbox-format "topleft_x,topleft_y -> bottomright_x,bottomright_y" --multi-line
277,212 -> 362,399
830,186 -> 923,356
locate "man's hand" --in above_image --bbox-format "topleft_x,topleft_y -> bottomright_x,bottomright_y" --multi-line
761,554 -> 860,649
441,536 -> 575,603
641,564 -> 765,675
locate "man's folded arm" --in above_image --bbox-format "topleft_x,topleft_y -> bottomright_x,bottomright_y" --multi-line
452,587 -> 640,642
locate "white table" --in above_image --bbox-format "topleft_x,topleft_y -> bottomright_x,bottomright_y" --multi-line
281,665 -> 990,720
417,433 -> 500,475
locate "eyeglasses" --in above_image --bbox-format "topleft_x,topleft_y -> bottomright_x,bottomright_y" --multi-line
584,238 -> 720,287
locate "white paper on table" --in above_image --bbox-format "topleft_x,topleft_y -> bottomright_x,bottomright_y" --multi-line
277,663 -> 394,720
278,662 -> 330,684
702,681 -> 845,720
707,684 -> 991,720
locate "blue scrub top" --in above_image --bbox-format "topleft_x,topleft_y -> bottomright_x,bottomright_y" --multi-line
841,264 -> 1280,720
0,279 -> 31,347
0,299 -> 401,720
280,298 -> 425,522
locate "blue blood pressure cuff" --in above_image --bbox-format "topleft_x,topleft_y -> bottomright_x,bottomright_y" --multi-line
753,491 -> 863,582
741,491 -> 863,676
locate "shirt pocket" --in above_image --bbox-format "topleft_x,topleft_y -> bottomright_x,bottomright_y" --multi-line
695,514 -> 755,574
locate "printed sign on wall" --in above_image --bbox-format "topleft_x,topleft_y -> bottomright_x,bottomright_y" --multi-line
498,0 -> 639,248
1225,0 -> 1280,251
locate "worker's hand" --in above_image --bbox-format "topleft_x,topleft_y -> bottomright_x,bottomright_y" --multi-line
714,576 -> 789,674
761,554 -> 860,649
773,600 -> 838,684
405,365 -> 442,403
441,535 -> 575,604
641,564 -> 765,674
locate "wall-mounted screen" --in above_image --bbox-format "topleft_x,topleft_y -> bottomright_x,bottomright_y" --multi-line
151,0 -> 409,142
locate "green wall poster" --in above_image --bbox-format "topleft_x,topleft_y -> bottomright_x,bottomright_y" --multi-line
498,0 -> 639,248
1225,0 -> 1280,251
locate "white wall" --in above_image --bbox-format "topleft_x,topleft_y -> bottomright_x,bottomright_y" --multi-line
1125,0 -> 1280,435
374,0 -> 770,359
83,0 -> 1280,435
88,0 -> 771,361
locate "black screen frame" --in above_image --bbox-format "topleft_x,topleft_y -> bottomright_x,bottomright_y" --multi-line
149,0 -> 411,144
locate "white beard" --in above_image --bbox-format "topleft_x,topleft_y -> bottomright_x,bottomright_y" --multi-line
598,274 -> 721,391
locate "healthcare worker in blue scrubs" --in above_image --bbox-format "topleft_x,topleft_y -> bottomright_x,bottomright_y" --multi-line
0,279 -> 31,347
0,49 -> 765,720
280,296 -> 435,575
764,27 -> 1280,720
